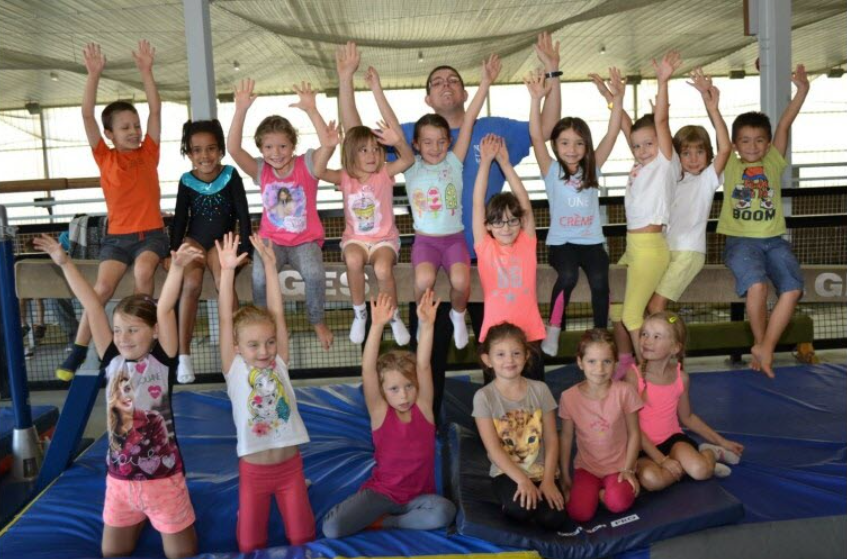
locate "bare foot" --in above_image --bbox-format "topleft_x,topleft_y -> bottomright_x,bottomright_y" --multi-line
751,344 -> 775,378
314,322 -> 334,351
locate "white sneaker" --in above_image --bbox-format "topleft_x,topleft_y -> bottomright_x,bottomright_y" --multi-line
713,463 -> 732,478
541,325 -> 561,357
390,310 -> 411,346
177,355 -> 195,384
699,443 -> 740,465
349,305 -> 368,344
450,309 -> 469,349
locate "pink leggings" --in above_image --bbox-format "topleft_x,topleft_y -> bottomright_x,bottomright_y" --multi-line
238,453 -> 315,552
566,468 -> 635,523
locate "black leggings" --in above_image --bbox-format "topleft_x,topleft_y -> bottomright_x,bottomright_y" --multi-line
548,243 -> 610,330
491,474 -> 567,531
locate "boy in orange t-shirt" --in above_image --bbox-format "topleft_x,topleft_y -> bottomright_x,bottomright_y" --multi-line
57,40 -> 169,381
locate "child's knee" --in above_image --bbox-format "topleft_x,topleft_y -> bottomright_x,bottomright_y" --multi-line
373,258 -> 394,280
565,499 -> 595,524
449,268 -> 470,294
415,268 -> 437,292
686,457 -> 713,481
604,483 -> 635,513
638,466 -> 670,491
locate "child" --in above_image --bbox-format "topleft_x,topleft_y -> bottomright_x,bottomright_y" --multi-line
170,119 -> 252,383
473,134 -> 546,381
322,290 -> 456,537
34,235 -> 199,559
357,56 -> 500,349
318,79 -> 415,345
217,232 -> 315,552
616,51 -> 681,362
559,329 -> 641,523
57,40 -> 169,381
227,79 -> 335,351
527,68 -> 626,357
626,312 -> 744,490
717,65 -> 810,378
473,323 -> 565,530
648,69 -> 731,314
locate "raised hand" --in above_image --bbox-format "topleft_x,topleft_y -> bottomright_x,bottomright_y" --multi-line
336,41 -> 360,80
792,64 -> 809,92
289,81 -> 317,112
373,120 -> 400,147
234,78 -> 257,111
653,50 -> 681,83
364,66 -> 382,90
416,289 -> 441,325
479,133 -> 501,162
524,69 -> 551,100
494,136 -> 511,165
325,120 -> 341,148
171,243 -> 204,268
82,43 -> 106,76
481,54 -> 502,86
32,234 -> 69,266
606,67 -> 626,102
534,31 -> 560,72
249,234 -> 276,268
370,292 -> 396,327
686,67 -> 712,94
132,40 -> 155,73
217,232 -> 248,270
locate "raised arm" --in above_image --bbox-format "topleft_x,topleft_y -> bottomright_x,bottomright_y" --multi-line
314,120 -> 342,185
217,233 -> 249,372
688,68 -> 731,174
591,72 -> 633,145
453,54 -> 501,161
250,235 -> 289,364
133,40 -> 161,144
473,134 -> 500,246
653,50 -> 681,159
227,78 -> 259,180
33,235 -> 111,358
414,289 -> 440,422
536,32 -> 562,138
336,41 -> 363,130
81,43 -> 105,149
158,243 -> 204,359
362,293 -> 393,422
496,139 -> 535,236
290,81 -> 339,181
526,70 -> 554,176
364,66 -> 401,132
377,120 -> 415,176
773,64 -> 810,157
594,67 -> 626,168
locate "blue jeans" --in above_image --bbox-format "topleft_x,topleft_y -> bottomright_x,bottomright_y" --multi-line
724,236 -> 803,297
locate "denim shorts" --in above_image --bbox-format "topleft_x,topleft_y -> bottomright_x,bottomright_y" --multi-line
99,229 -> 170,265
724,236 -> 804,297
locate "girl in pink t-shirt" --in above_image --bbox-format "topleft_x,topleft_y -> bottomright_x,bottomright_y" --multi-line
559,329 -> 642,523
625,312 -> 744,491
472,134 -> 546,381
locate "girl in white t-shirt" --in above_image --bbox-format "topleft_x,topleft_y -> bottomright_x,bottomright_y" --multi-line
217,232 -> 314,553
649,69 -> 732,312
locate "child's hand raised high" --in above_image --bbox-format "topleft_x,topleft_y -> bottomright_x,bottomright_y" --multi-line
534,31 -> 560,72
370,293 -> 396,327
171,243 -> 204,268
132,40 -> 155,74
82,43 -> 106,76
336,41 -> 360,81
373,120 -> 401,147
32,234 -> 69,266
481,54 -> 502,86
686,67 -> 712,94
479,133 -> 501,163
791,64 -> 809,93
249,234 -> 277,268
364,66 -> 383,91
325,120 -> 341,148
290,81 -> 317,112
606,67 -> 626,102
233,78 -> 257,111
653,50 -> 681,83
589,72 -> 614,103
494,136 -> 511,166
217,232 -> 249,270
416,289 -> 442,325
524,70 -> 551,100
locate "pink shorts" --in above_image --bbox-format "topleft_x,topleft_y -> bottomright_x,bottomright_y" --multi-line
341,238 -> 400,259
411,231 -> 470,271
103,474 -> 196,534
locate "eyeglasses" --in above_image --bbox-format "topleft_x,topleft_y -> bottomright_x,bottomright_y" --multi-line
489,217 -> 521,228
429,76 -> 462,89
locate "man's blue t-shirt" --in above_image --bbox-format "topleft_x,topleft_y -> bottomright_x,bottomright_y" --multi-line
397,117 -> 531,259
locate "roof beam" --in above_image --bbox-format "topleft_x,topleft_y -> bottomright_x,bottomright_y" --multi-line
183,0 -> 217,120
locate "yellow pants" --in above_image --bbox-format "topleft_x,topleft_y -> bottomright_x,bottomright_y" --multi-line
620,232 -> 670,331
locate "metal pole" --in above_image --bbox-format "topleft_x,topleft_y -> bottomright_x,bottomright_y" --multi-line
0,205 -> 42,480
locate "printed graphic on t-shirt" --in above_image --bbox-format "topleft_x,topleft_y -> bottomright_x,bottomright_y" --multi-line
106,356 -> 181,480
490,255 -> 530,303
492,408 -> 544,481
627,163 -> 642,187
560,179 -> 595,233
348,186 -> 382,235
263,181 -> 307,233
590,416 -> 611,439
731,165 -> 776,218
247,366 -> 292,437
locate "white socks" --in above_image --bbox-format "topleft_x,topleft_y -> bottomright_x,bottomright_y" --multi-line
699,443 -> 741,465
177,354 -> 195,384
713,463 -> 732,478
450,309 -> 469,349
349,303 -> 368,344
541,325 -> 561,357
390,309 -> 411,346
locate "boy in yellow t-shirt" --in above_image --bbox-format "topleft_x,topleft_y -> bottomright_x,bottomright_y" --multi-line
716,65 -> 810,379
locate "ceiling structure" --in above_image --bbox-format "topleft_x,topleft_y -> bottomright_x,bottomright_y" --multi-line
0,0 -> 844,111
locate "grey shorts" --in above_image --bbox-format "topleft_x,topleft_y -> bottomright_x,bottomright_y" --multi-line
99,229 -> 170,265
